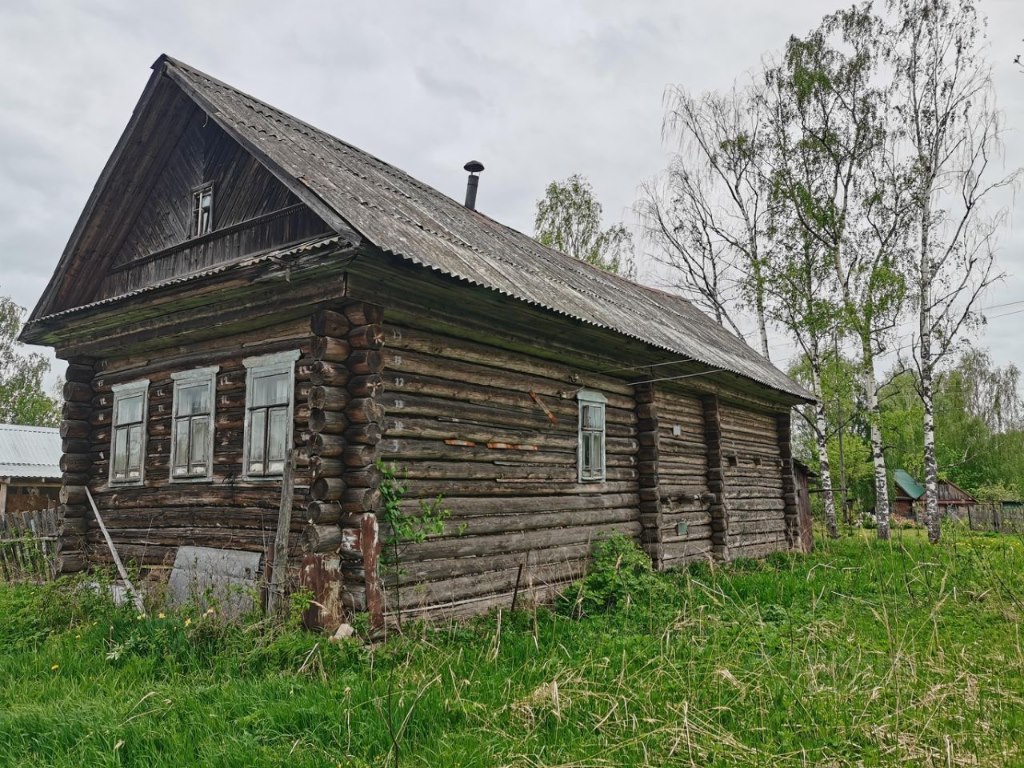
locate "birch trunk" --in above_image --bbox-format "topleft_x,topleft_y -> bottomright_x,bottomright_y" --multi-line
811,363 -> 839,538
860,339 -> 891,539
920,206 -> 941,542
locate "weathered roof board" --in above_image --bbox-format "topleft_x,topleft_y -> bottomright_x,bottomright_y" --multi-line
29,54 -> 813,403
0,424 -> 61,479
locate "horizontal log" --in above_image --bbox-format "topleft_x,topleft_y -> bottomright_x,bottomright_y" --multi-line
345,422 -> 383,446
308,433 -> 345,457
310,360 -> 350,387
311,308 -> 351,338
63,381 -> 94,403
58,483 -> 90,507
301,523 -> 358,554
308,385 -> 350,411
62,401 -> 92,422
61,438 -> 92,454
306,501 -> 343,525
344,465 -> 380,488
349,374 -> 385,398
312,336 -> 351,363
65,363 -> 95,384
309,456 -> 343,478
309,409 -> 348,435
346,398 -> 386,425
310,476 -> 345,502
343,303 -> 384,326
348,324 -> 385,350
400,478 -> 638,499
347,350 -> 383,375
397,491 -> 639,517
342,444 -> 378,468
342,486 -> 381,514
60,420 -> 90,440
59,454 -> 92,474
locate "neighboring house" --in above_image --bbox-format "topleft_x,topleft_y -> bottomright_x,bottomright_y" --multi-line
20,55 -> 813,627
893,469 -> 977,523
0,424 -> 61,520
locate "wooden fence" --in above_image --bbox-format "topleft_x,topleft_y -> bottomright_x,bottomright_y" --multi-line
0,506 -> 60,582
968,503 -> 1024,534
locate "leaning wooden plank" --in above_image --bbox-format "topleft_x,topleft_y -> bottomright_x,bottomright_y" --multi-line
267,451 -> 295,618
84,487 -> 146,614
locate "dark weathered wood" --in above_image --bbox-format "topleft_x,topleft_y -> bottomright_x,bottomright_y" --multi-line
63,381 -> 93,403
346,397 -> 386,425
310,476 -> 344,502
311,336 -> 351,363
308,433 -> 345,457
268,451 -> 296,618
309,409 -> 347,435
344,422 -> 382,445
310,360 -> 350,387
349,374 -> 385,398
348,323 -> 385,350
343,303 -> 383,326
310,308 -> 351,338
306,500 -> 343,525
346,350 -> 383,375
308,385 -> 349,411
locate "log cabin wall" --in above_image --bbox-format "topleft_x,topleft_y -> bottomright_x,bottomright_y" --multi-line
718,402 -> 789,560
654,389 -> 713,567
74,319 -> 315,574
376,323 -> 641,620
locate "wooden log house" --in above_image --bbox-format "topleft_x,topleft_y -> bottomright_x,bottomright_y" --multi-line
20,56 -> 813,627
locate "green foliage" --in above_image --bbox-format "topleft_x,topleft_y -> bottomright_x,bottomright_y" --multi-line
0,294 -> 60,426
557,535 -> 671,618
2,532 -> 1024,765
534,174 -> 636,277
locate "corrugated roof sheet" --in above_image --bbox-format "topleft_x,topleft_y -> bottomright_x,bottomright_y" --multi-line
894,469 -> 925,500
160,56 -> 811,401
0,424 -> 61,480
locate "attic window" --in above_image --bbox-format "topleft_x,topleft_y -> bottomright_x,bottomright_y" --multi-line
190,184 -> 214,237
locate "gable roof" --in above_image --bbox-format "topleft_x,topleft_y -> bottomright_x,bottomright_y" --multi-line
28,54 -> 811,402
0,425 -> 61,480
894,469 -> 925,500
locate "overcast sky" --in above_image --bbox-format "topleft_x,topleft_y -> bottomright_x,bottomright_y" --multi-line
1,0 -> 1021,384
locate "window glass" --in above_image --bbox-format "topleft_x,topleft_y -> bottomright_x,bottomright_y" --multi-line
577,391 -> 607,483
116,394 -> 143,424
252,372 -> 289,408
111,381 -> 148,484
170,368 -> 216,481
176,383 -> 209,416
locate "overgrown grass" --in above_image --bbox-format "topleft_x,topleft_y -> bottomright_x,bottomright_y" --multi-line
2,526 -> 1023,766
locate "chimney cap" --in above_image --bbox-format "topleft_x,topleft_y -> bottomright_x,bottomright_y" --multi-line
464,160 -> 485,174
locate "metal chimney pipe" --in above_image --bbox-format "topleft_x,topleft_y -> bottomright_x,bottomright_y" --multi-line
464,160 -> 484,210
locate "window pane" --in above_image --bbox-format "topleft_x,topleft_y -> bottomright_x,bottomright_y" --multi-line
190,416 -> 208,472
116,393 -> 143,425
248,409 -> 266,474
252,372 -> 289,408
127,424 -> 143,478
113,427 -> 129,479
177,383 -> 209,416
588,434 -> 603,474
173,418 -> 190,474
582,404 -> 603,430
266,407 -> 287,473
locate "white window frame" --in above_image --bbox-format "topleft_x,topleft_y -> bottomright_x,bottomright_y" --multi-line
189,183 -> 214,238
169,365 -> 218,482
577,390 -> 607,483
242,350 -> 299,480
109,379 -> 150,486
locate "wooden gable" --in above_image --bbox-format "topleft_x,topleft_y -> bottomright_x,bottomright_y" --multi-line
28,66 -> 335,321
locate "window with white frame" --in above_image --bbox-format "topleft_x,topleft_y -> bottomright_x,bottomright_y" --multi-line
577,390 -> 607,482
243,351 -> 299,478
170,366 -> 218,480
110,379 -> 149,485
190,184 -> 214,237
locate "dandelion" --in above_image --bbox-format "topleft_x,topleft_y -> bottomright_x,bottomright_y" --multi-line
157,612 -> 166,620
50,664 -> 59,672
184,618 -> 192,627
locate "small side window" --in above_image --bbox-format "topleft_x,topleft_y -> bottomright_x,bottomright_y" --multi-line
190,184 -> 214,237
243,351 -> 299,479
577,390 -> 607,482
170,366 -> 218,481
110,379 -> 149,485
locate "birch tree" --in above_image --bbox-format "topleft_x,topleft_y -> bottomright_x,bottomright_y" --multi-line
535,175 -> 636,277
0,295 -> 60,427
887,0 -> 1018,543
640,86 -> 774,357
766,4 -> 912,540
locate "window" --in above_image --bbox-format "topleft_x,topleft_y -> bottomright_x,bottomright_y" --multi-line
577,390 -> 607,482
243,351 -> 299,478
110,379 -> 149,485
190,184 -> 214,237
170,366 -> 218,480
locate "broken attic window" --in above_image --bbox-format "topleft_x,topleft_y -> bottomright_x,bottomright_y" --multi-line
190,184 -> 214,237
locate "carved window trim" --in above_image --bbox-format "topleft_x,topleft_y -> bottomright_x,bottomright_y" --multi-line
577,390 -> 607,483
169,366 -> 219,483
109,379 -> 150,486
242,350 -> 299,480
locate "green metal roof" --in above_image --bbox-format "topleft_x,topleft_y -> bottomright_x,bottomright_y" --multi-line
894,469 -> 925,500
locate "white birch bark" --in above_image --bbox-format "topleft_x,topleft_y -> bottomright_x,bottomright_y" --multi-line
811,363 -> 839,538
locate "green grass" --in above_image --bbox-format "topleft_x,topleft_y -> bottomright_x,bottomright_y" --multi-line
2,526 -> 1024,766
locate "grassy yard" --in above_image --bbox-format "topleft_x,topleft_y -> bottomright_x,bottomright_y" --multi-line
1,527 -> 1023,767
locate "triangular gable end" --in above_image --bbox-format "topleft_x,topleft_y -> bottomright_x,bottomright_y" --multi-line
27,56 -> 360,323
